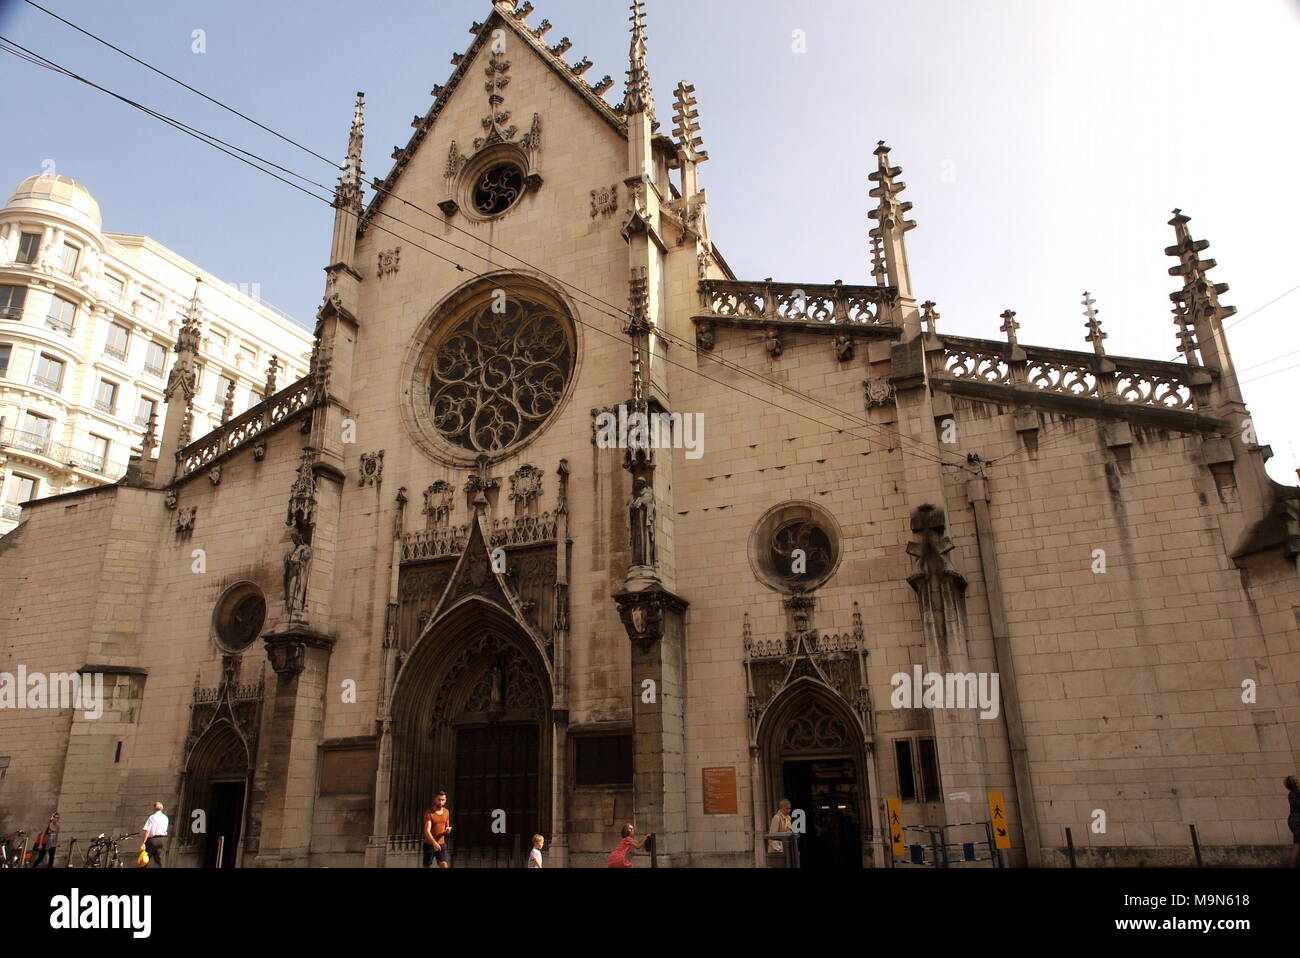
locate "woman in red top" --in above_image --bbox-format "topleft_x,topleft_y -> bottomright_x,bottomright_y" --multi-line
606,823 -> 651,868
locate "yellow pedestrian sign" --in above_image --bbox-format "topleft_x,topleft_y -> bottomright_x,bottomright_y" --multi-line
988,792 -> 1011,849
886,798 -> 905,856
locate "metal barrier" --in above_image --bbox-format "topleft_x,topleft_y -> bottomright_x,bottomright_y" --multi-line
892,821 -> 1000,868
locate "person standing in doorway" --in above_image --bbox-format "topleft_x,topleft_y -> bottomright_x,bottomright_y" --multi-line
31,813 -> 59,868
606,824 -> 651,868
527,834 -> 545,868
768,799 -> 793,854
1286,776 -> 1300,867
423,791 -> 452,869
141,801 -> 169,868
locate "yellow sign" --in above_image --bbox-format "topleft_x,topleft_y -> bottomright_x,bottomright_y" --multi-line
988,792 -> 1011,849
886,798 -> 905,856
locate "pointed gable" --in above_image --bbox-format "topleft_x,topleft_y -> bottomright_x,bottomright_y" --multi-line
360,1 -> 626,238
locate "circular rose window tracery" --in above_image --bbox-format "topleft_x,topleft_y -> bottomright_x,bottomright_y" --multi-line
472,163 -> 525,216
427,294 -> 574,455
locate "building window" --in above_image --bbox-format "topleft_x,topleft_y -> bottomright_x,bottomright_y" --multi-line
94,378 -> 119,415
45,296 -> 76,336
214,583 -> 267,652
81,434 -> 110,473
138,295 -> 158,323
573,734 -> 634,787
0,344 -> 10,377
895,739 -> 917,802
5,473 -> 38,504
0,285 -> 26,320
60,242 -> 80,275
917,737 -> 942,803
103,272 -> 125,303
135,395 -> 157,428
210,332 -> 228,357
104,322 -> 130,361
16,233 -> 40,265
471,163 -> 526,217
238,347 -> 256,370
33,353 -> 65,391
144,341 -> 167,377
17,411 -> 52,454
895,737 -> 943,804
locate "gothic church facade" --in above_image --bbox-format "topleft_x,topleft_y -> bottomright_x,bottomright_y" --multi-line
1,0 -> 1297,868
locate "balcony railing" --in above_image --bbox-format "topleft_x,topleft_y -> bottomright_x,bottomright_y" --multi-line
32,375 -> 62,391
2,504 -> 20,521
697,279 -> 897,326
144,362 -> 165,378
69,450 -> 106,473
177,374 -> 315,478
93,399 -> 117,415
103,345 -> 128,361
45,317 -> 74,336
2,428 -> 63,461
0,306 -> 23,321
933,336 -> 1210,415
134,413 -> 153,428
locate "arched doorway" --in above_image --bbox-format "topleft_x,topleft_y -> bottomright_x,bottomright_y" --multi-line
758,681 -> 870,869
180,722 -> 251,869
388,598 -> 553,867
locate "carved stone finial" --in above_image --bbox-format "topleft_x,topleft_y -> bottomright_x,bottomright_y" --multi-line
671,81 -> 709,163
921,300 -> 939,336
999,309 -> 1020,349
141,411 -> 158,457
623,0 -> 656,125
334,92 -> 366,214
264,355 -> 280,398
1165,208 -> 1236,327
220,379 -> 235,425
1082,292 -> 1107,357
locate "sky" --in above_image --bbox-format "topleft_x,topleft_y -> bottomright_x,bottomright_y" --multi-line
1,0 -> 1297,481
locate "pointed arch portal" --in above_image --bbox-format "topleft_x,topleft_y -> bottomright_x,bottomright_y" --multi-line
388,596 -> 553,866
757,679 -> 870,868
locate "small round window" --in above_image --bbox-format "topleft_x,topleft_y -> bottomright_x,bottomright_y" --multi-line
214,584 -> 266,651
472,163 -> 525,217
770,520 -> 834,586
749,502 -> 841,592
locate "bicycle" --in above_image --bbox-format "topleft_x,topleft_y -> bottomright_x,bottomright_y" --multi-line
0,830 -> 29,869
82,832 -> 132,868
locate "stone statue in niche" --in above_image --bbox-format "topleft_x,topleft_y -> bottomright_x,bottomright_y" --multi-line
284,529 -> 313,620
629,476 -> 657,569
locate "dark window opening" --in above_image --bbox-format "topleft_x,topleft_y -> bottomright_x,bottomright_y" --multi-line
574,734 -> 633,787
918,737 -> 942,803
895,739 -> 916,802
472,163 -> 524,216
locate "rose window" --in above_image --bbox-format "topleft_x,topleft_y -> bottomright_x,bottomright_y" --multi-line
427,296 -> 573,455
472,163 -> 525,217
770,520 -> 834,586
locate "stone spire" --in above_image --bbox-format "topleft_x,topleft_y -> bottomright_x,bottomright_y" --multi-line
1082,292 -> 1107,357
868,141 -> 916,302
1166,209 -> 1238,393
623,0 -> 656,127
159,278 -> 203,473
329,93 -> 365,272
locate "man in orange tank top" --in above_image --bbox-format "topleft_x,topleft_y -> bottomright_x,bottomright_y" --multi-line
423,790 -> 453,869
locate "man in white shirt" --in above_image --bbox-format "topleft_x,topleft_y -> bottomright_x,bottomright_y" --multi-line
141,801 -> 169,868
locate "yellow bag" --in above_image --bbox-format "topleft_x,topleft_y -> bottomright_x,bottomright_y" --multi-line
137,848 -> 149,867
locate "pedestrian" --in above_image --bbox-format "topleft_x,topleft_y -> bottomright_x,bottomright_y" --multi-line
140,801 -> 169,868
1287,776 -> 1300,867
422,790 -> 452,869
31,813 -> 59,868
605,824 -> 651,868
527,834 -> 545,868
768,798 -> 793,854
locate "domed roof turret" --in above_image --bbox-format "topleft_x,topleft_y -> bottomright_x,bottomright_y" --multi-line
5,174 -> 103,233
